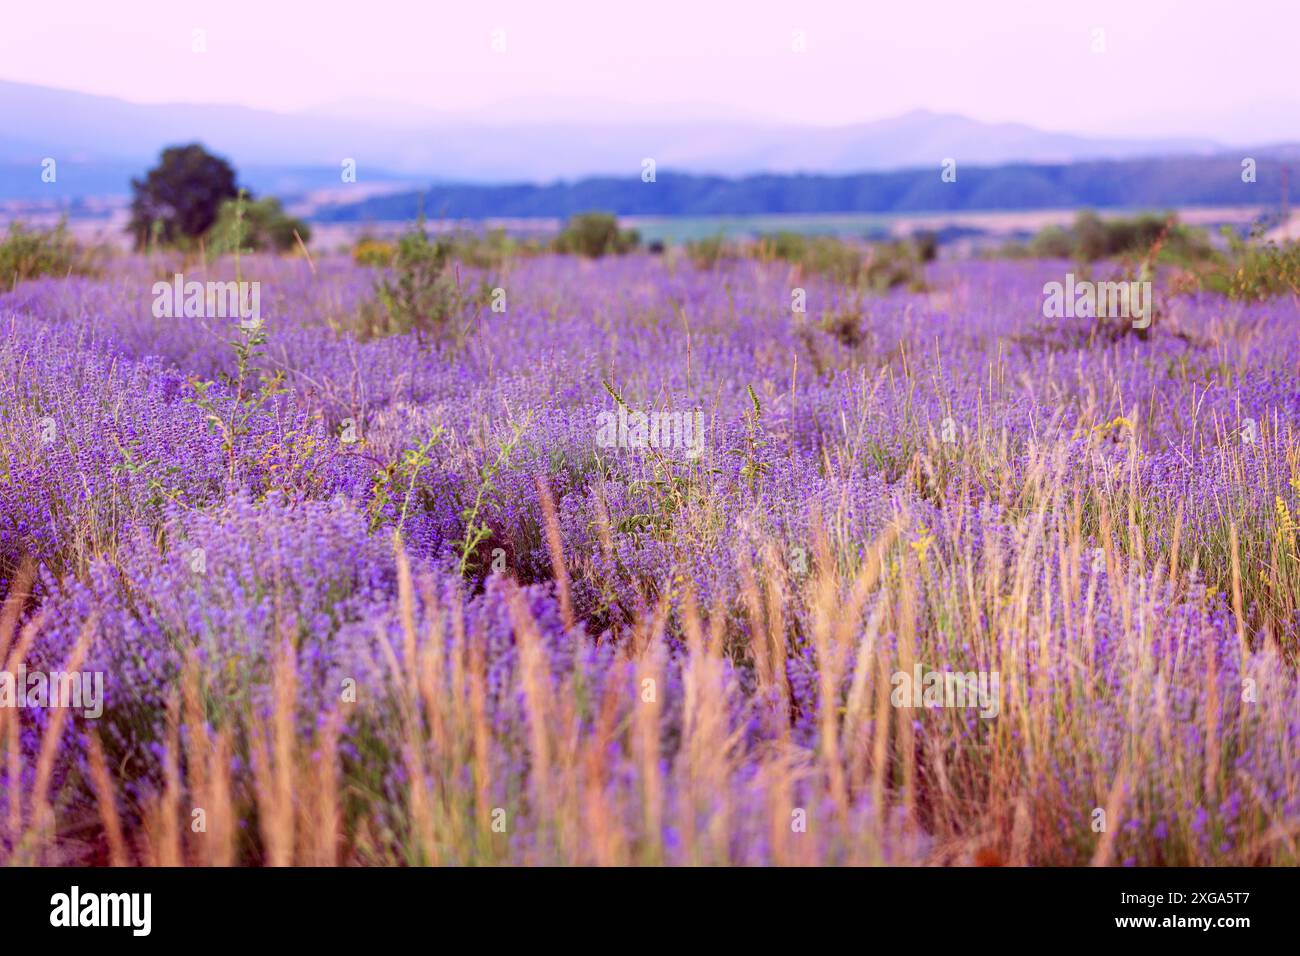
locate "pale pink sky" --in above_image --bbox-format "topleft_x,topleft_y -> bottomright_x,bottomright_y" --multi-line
3,0 -> 1297,140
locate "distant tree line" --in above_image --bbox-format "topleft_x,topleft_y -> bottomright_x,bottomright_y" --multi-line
315,154 -> 1294,221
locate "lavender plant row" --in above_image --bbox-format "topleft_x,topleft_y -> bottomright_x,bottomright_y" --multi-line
0,252 -> 1296,866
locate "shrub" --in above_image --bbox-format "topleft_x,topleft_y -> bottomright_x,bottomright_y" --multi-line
355,229 -> 537,272
368,224 -> 465,342
756,232 -> 927,292
911,231 -> 939,263
1199,230 -> 1300,301
353,237 -> 397,267
684,235 -> 737,269
1023,211 -> 1217,265
1027,225 -> 1075,259
444,228 -> 527,270
861,241 -> 928,292
205,194 -> 311,254
553,212 -> 640,258
760,232 -> 864,285
0,220 -> 96,285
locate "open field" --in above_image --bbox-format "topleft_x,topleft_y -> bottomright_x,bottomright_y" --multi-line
1,205 -> 1287,252
626,206 -> 1278,244
0,248 -> 1297,866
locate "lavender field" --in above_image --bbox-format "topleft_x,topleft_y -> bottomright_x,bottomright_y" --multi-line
1,246 -> 1297,867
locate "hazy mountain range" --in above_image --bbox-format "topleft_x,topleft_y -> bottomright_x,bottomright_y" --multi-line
3,78 -> 1287,205
314,153 -> 1299,223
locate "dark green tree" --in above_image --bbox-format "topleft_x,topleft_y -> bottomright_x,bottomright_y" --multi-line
128,143 -> 239,250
